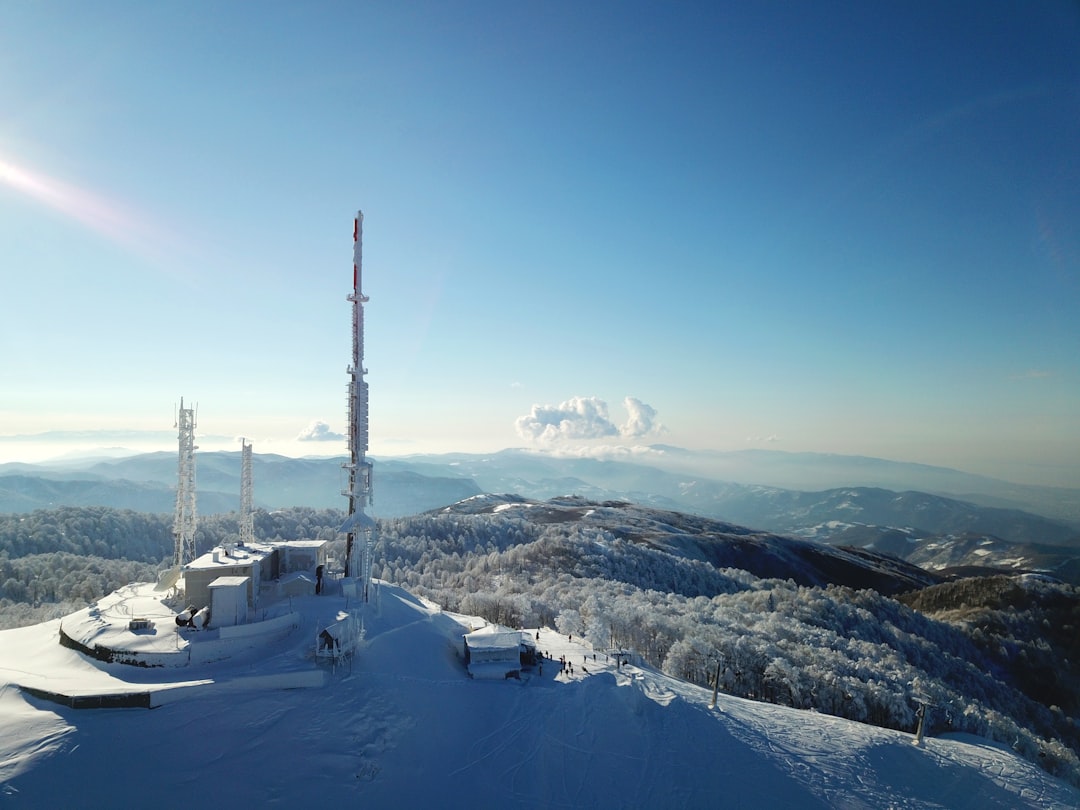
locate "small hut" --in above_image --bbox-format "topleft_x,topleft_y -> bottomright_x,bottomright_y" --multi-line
463,625 -> 531,679
208,576 -> 249,627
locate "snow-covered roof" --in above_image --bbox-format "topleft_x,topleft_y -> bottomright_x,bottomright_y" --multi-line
464,625 -> 522,650
208,576 -> 250,589
275,539 -> 328,550
184,543 -> 273,571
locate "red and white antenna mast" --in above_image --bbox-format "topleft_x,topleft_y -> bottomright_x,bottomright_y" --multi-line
341,210 -> 376,598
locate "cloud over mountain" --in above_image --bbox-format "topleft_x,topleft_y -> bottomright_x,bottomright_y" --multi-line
620,397 -> 660,438
515,396 -> 662,444
296,420 -> 344,442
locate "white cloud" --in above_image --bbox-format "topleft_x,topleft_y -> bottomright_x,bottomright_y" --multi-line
296,420 -> 345,442
620,397 -> 658,439
515,396 -> 663,444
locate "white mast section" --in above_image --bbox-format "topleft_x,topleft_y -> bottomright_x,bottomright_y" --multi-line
239,438 -> 254,547
173,398 -> 198,567
341,210 -> 376,599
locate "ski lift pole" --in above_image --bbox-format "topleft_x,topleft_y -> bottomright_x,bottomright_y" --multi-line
914,701 -> 928,747
710,657 -> 722,709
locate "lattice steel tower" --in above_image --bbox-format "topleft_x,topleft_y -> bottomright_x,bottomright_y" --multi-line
239,438 -> 254,547
341,210 -> 377,600
173,398 -> 198,567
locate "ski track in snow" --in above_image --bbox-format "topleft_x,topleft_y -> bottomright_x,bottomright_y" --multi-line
1,582 -> 1078,809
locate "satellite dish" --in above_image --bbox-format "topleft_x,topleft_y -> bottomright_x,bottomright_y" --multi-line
154,567 -> 181,592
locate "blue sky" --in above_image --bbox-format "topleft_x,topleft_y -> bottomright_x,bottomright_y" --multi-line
1,2 -> 1078,487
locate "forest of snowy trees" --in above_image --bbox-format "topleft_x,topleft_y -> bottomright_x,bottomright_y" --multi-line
370,509 -> 1080,784
1,502 -> 1078,785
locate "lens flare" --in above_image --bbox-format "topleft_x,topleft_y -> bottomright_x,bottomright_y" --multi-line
0,155 -> 168,257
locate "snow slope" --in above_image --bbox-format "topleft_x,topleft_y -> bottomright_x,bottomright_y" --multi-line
2,583 -> 1078,809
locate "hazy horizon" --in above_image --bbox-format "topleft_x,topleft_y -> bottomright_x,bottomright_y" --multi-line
3,4 -> 1078,488
2,431 -> 1078,491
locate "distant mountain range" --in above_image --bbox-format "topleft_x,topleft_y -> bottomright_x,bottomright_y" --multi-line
2,446 -> 1078,582
0,452 -> 481,516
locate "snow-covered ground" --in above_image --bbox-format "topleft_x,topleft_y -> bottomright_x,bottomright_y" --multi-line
2,581 -> 1078,808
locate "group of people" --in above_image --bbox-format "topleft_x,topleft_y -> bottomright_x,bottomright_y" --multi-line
530,631 -> 610,679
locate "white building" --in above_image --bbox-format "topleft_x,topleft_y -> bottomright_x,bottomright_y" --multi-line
182,539 -> 330,618
182,544 -> 274,615
463,625 -> 532,679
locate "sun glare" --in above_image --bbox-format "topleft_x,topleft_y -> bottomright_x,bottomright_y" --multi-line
0,156 -> 132,238
0,154 -> 172,259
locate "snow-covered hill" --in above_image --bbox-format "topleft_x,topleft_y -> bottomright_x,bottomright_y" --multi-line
2,582 -> 1077,808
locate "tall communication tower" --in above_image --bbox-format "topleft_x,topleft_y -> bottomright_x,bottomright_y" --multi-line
239,438 -> 254,547
173,398 -> 198,567
341,210 -> 377,600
